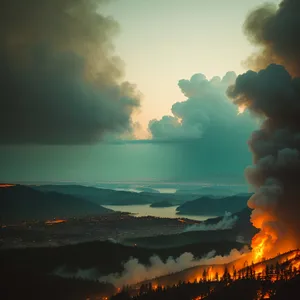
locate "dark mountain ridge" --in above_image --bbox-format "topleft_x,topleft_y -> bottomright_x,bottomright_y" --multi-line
0,185 -> 111,223
32,184 -> 198,206
176,193 -> 253,216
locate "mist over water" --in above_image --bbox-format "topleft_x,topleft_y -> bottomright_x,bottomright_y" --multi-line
103,204 -> 216,221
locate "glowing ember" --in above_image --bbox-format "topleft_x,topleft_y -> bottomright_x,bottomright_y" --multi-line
0,184 -> 15,188
178,219 -> 186,223
45,219 -> 66,225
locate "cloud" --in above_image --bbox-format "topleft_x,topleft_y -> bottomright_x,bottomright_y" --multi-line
146,71 -> 259,183
0,0 -> 141,145
149,72 -> 257,142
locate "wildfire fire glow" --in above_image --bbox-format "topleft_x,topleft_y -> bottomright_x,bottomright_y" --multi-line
252,234 -> 268,263
45,219 -> 66,225
0,184 -> 15,188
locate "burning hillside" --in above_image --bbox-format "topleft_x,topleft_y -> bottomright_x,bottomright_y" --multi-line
45,219 -> 66,225
131,250 -> 299,290
115,250 -> 300,300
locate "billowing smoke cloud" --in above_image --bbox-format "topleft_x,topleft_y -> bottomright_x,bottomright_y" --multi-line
99,247 -> 249,286
0,0 -> 141,144
149,72 -> 256,141
184,212 -> 238,232
227,0 -> 300,259
243,0 -> 300,76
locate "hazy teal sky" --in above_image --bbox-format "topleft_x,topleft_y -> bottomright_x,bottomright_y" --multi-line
101,0 -> 280,134
0,0 -> 280,184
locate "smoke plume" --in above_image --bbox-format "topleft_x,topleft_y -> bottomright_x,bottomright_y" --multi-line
243,0 -> 300,76
184,212 -> 238,232
227,0 -> 300,260
99,248 -> 249,287
0,0 -> 141,144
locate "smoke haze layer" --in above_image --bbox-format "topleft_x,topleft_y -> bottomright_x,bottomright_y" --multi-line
99,248 -> 249,287
0,0 -> 141,144
227,0 -> 300,260
184,212 -> 238,232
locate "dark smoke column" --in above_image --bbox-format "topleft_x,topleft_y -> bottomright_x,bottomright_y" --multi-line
227,64 -> 300,260
226,0 -> 300,261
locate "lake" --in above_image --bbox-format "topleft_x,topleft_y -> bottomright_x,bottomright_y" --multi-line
103,204 -> 216,221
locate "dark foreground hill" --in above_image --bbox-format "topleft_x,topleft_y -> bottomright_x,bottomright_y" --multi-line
124,230 -> 239,249
1,270 -> 115,300
0,238 -> 244,300
1,239 -> 244,277
176,193 -> 253,216
0,185 -> 112,223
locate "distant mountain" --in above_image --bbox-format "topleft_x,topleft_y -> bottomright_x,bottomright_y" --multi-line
0,185 -> 112,223
32,185 -> 198,206
33,185 -> 153,205
176,193 -> 253,216
176,186 -> 235,196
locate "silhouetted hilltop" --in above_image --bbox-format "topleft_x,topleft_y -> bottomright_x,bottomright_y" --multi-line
32,184 -> 198,206
0,185 -> 112,223
176,193 -> 253,216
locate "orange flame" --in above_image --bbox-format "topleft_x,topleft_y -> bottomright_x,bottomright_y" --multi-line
178,219 -> 186,223
252,234 -> 268,263
45,219 -> 66,225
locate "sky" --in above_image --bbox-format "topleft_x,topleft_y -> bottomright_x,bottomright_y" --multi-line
0,0 -> 281,184
100,0 -> 280,133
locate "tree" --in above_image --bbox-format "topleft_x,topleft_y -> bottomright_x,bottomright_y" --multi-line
232,266 -> 237,281
265,265 -> 270,280
222,266 -> 231,282
215,272 -> 219,282
275,262 -> 280,281
202,269 -> 207,282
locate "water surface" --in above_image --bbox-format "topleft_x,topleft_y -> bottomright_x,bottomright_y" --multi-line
103,204 -> 216,221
